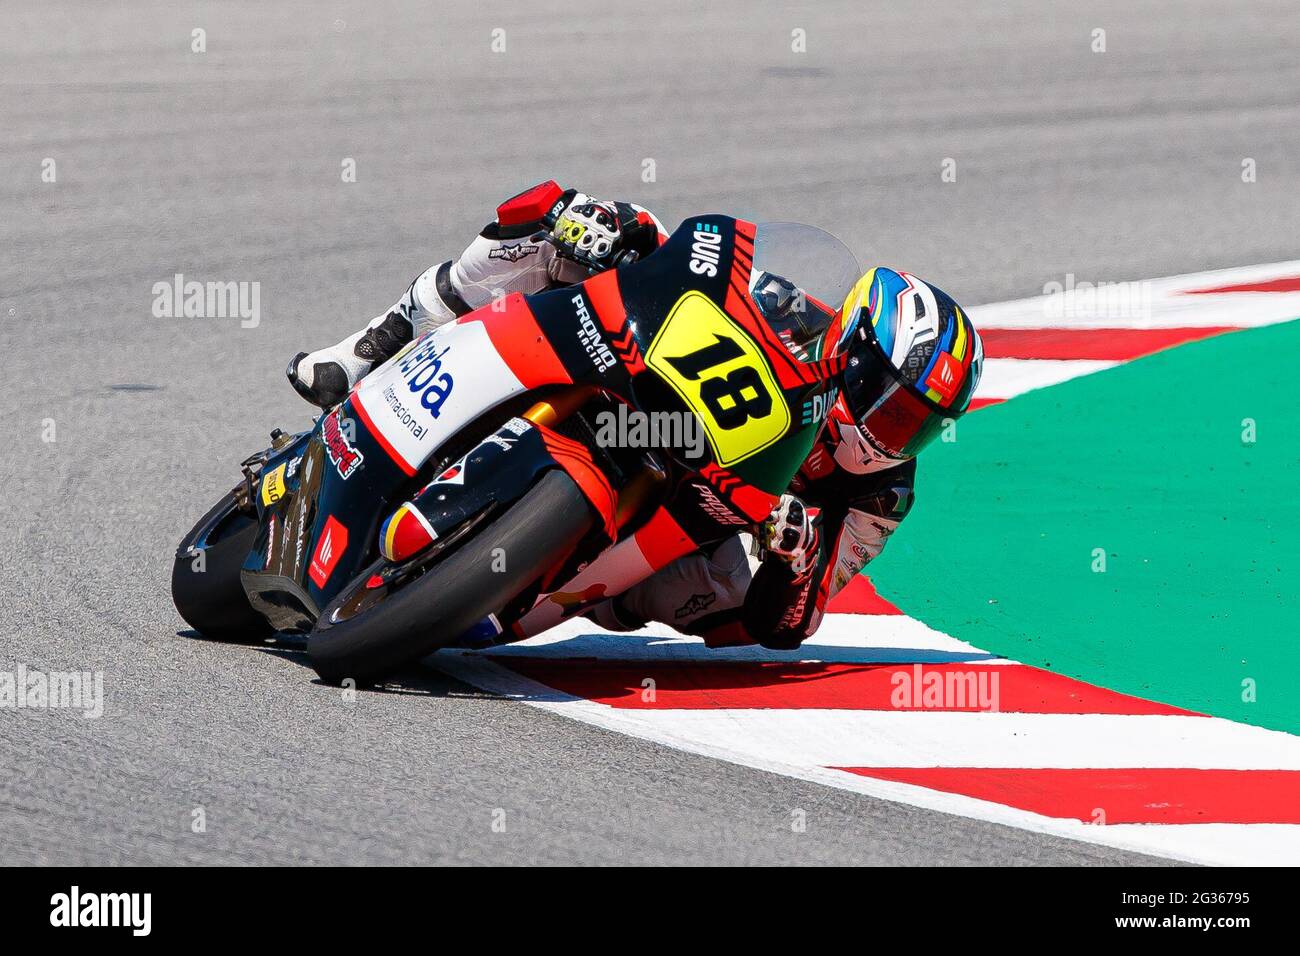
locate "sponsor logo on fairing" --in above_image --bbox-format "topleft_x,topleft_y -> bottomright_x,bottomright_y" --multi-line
397,337 -> 456,419
260,462 -> 288,505
693,482 -> 749,526
800,388 -> 838,426
291,457 -> 313,567
309,516 -> 348,588
352,322 -> 526,476
323,411 -> 364,479
489,241 -> 540,263
432,454 -> 468,485
572,292 -> 617,373
801,441 -> 835,479
265,515 -> 277,566
381,384 -> 431,441
689,221 -> 723,277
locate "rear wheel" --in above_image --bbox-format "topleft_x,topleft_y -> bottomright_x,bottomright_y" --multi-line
171,490 -> 273,642
307,470 -> 595,686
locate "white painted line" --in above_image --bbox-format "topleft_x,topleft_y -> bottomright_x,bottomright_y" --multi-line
477,613 -> 1000,663
434,654 -> 1300,866
976,357 -> 1117,401
1101,824 -> 1300,868
969,259 -> 1300,330
563,709 -> 1300,770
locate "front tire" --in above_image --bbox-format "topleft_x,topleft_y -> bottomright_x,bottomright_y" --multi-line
307,470 -> 596,686
171,490 -> 273,642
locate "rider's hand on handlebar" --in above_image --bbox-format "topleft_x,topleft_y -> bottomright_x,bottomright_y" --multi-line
542,198 -> 636,281
760,494 -> 821,580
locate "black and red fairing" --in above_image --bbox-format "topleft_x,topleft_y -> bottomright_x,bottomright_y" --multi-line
445,217 -> 841,545
379,415 -> 619,563
242,215 -> 841,631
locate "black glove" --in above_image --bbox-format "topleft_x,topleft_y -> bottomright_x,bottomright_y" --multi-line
542,197 -> 641,282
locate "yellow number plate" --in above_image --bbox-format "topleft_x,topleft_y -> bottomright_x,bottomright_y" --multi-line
645,291 -> 790,467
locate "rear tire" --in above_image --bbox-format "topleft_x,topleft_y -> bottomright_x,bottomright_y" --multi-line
171,490 -> 274,642
307,470 -> 595,686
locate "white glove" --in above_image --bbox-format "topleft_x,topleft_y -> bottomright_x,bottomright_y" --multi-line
546,197 -> 628,282
761,494 -> 821,579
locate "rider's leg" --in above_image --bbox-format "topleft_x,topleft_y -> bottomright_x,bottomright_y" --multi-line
585,536 -> 758,647
286,262 -> 460,407
288,227 -> 561,408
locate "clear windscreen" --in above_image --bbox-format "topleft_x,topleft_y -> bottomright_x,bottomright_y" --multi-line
749,221 -> 862,314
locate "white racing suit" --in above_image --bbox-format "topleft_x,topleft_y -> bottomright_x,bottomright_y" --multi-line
293,182 -> 915,650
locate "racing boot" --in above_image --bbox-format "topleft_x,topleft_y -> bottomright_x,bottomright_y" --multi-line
287,310 -> 413,408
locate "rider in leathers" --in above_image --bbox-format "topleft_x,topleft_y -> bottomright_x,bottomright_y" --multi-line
288,181 -> 982,650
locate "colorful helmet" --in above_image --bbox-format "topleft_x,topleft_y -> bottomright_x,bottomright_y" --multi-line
832,268 -> 983,470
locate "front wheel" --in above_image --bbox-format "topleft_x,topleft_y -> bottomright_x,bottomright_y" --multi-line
306,470 -> 596,686
171,490 -> 273,642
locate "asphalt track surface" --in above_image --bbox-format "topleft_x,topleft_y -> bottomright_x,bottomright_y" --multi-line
3,1 -> 1298,865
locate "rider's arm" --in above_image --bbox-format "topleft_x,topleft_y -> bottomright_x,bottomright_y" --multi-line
289,182 -> 666,407
393,182 -> 667,336
742,464 -> 916,649
384,181 -> 573,336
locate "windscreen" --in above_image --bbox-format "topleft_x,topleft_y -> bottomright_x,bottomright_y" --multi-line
749,221 -> 862,314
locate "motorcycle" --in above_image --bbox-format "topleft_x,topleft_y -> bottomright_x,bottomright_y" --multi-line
171,215 -> 861,685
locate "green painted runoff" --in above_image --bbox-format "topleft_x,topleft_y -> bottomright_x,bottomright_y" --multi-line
872,319 -> 1300,734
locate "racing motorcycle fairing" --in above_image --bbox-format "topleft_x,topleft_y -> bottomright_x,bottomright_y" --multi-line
238,293 -> 578,626
379,414 -> 619,565
234,214 -> 845,642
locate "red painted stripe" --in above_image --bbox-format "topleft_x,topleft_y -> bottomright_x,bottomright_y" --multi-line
1182,276 -> 1300,294
968,397 -> 1004,411
826,575 -> 901,615
836,767 -> 1300,824
350,393 -> 417,476
493,659 -> 1200,715
979,327 -> 1235,360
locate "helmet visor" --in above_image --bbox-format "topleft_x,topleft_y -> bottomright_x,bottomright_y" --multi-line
842,342 -> 949,459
